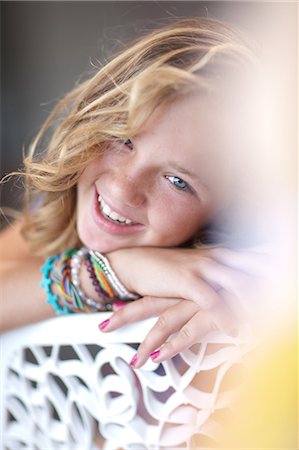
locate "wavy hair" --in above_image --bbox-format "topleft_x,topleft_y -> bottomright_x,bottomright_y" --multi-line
19,17 -> 258,256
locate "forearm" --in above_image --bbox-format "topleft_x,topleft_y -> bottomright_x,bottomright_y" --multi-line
0,259 -> 55,332
0,251 -> 105,332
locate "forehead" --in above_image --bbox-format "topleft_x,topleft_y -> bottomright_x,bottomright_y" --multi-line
141,94 -> 222,149
138,93 -> 243,206
139,94 -> 231,172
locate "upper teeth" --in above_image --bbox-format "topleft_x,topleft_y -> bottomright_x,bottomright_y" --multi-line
98,195 -> 133,225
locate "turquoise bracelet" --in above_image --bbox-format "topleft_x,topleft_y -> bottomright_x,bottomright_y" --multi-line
41,256 -> 73,315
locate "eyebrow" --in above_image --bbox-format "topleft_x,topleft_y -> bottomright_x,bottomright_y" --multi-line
170,162 -> 198,178
170,162 -> 200,181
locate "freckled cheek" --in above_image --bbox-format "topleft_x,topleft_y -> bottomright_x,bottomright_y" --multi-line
79,156 -> 107,184
150,203 -> 201,244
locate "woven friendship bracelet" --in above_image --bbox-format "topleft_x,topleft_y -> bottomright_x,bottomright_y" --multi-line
89,250 -> 140,300
89,252 -> 116,299
41,255 -> 73,315
41,247 -> 140,315
48,248 -> 100,313
84,253 -> 115,311
84,255 -> 111,300
49,248 -> 88,313
70,248 -> 106,312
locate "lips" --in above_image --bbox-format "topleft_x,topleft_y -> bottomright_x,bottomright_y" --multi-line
98,194 -> 135,225
92,188 -> 144,235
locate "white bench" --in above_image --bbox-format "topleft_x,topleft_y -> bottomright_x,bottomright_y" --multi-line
1,313 -> 250,449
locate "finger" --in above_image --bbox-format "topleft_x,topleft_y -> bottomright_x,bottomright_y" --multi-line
133,300 -> 200,368
150,303 -> 238,364
98,296 -> 180,332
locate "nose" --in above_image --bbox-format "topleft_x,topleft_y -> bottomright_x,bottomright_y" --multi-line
107,168 -> 146,209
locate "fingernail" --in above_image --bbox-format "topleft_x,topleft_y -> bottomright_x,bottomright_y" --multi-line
130,354 -> 138,367
150,350 -> 161,361
113,300 -> 126,309
98,319 -> 110,331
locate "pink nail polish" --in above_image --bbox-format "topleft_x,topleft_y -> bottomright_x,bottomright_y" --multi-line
130,354 -> 138,367
98,319 -> 110,331
150,350 -> 160,360
113,300 -> 126,309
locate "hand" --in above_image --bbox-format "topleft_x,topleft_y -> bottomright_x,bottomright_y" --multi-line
99,294 -> 237,368
107,245 -> 273,318
99,245 -> 275,367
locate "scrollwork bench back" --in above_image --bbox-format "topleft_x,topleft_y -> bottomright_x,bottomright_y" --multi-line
1,313 -> 250,449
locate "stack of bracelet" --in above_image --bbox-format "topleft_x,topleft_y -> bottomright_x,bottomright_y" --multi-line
89,251 -> 139,300
41,247 -> 139,314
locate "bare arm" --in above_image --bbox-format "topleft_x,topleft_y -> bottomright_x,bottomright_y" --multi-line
0,220 -> 115,331
0,258 -> 56,332
0,219 -> 273,348
0,219 -> 31,262
0,220 -> 56,331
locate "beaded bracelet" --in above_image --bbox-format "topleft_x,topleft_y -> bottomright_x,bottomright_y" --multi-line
70,248 -> 107,311
89,252 -> 116,299
41,247 -> 140,316
46,248 -> 97,313
84,254 -> 115,311
90,250 -> 139,300
84,254 -> 111,301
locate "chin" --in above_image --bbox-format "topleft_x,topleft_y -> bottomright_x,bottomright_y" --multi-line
76,225 -> 97,251
77,229 -> 119,253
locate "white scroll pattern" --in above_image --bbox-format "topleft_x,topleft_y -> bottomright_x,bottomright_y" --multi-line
1,314 -> 252,449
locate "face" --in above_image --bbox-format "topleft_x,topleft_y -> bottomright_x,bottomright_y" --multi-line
76,94 -> 232,252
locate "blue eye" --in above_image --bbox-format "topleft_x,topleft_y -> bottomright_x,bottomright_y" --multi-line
166,175 -> 191,192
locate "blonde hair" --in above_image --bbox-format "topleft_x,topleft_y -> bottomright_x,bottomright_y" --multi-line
19,17 -> 258,256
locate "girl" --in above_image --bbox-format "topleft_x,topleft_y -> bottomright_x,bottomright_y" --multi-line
1,18 -> 272,370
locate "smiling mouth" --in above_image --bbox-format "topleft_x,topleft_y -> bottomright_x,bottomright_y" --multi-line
98,194 -> 137,226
